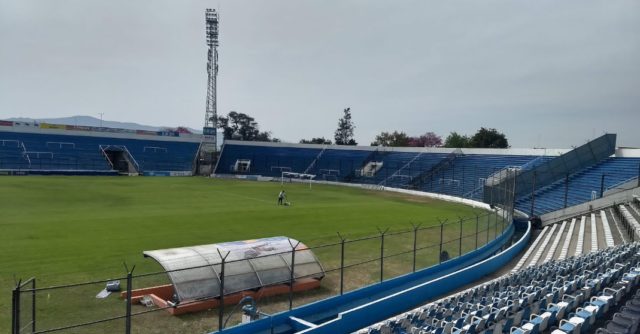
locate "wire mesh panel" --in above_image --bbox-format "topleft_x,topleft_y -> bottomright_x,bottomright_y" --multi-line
10,206 -> 513,334
124,269 -> 171,334
342,236 -> 381,292
414,225 -> 441,270
381,230 -> 414,280
28,278 -> 127,334
13,279 -> 35,334
461,217 -> 479,256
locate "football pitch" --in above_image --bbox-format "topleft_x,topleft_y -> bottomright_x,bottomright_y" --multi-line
0,176 -> 492,333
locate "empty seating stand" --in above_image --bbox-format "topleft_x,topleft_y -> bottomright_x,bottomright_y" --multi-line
215,143 -> 550,198
0,131 -> 199,173
358,242 -> 640,334
419,155 -> 543,200
516,158 -> 640,216
596,288 -> 640,334
515,207 -> 629,271
354,151 -> 450,188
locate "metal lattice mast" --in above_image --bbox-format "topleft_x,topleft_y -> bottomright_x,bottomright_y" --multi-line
203,8 -> 219,151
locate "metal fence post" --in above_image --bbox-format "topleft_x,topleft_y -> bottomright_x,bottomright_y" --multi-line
288,239 -> 300,310
12,283 -> 18,334
125,265 -> 135,334
486,213 -> 490,244
493,208 -> 498,239
439,222 -> 444,264
475,213 -> 479,250
337,233 -> 346,295
461,167 -> 465,195
32,278 -> 36,333
217,249 -> 230,331
530,171 -> 536,217
600,174 -> 605,198
377,228 -> 389,282
502,179 -> 507,210
458,218 -> 463,257
14,279 -> 22,334
564,174 -> 569,208
411,223 -> 420,272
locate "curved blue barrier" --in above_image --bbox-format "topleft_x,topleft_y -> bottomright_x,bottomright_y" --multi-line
299,222 -> 531,333
215,222 -> 529,334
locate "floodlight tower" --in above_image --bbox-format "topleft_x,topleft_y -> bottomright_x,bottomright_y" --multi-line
203,8 -> 219,149
197,8 -> 219,175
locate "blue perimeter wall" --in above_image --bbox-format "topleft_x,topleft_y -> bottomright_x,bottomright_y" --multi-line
0,169 -> 118,176
215,221 -> 529,334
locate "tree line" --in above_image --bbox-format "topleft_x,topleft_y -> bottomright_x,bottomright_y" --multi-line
213,108 -> 509,148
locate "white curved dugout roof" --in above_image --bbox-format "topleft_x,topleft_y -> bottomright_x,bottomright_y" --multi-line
143,236 -> 325,302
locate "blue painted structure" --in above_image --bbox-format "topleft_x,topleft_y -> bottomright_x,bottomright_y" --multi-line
215,144 -> 372,180
217,141 -> 640,215
298,223 -> 529,334
418,154 -> 545,200
350,151 -> 450,188
0,131 -> 199,173
215,143 -> 544,200
214,222 -> 525,334
515,157 -> 640,216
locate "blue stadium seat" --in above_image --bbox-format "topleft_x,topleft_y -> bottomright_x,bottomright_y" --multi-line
0,131 -> 199,172
358,243 -> 640,334
516,158 -> 640,216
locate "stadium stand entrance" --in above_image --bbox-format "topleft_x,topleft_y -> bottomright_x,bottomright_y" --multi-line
0,120 -> 202,175
357,161 -> 383,177
100,145 -> 139,174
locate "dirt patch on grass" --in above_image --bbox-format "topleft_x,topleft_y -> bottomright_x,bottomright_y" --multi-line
367,190 -> 438,205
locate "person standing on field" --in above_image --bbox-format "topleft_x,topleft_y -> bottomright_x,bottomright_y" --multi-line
278,190 -> 286,205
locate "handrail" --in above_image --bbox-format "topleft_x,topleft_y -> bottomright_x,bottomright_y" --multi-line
463,185 -> 483,199
484,166 -> 521,187
303,145 -> 327,174
121,146 -> 140,172
20,141 -> 31,167
192,140 -> 204,174
99,145 -> 115,170
378,149 -> 427,186
407,148 -> 462,189
605,176 -> 638,191
378,150 -> 426,186
518,156 -> 545,171
98,144 -> 140,172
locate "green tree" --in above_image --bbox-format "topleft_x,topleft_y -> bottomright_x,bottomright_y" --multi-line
215,111 -> 278,142
300,137 -> 332,144
371,131 -> 410,147
469,127 -> 509,148
256,131 -> 280,142
334,107 -> 357,145
444,132 -> 470,148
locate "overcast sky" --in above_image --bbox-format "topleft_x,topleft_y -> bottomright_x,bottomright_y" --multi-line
1,1 -> 639,148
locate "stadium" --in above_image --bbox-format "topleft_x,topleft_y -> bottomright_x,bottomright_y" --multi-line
3,4 -> 640,334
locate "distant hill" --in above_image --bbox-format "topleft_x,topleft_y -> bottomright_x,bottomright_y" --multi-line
7,116 -> 201,133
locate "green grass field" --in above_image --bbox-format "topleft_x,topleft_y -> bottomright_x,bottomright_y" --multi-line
0,176 -> 497,333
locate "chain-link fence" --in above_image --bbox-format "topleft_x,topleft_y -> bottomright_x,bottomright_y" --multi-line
512,165 -> 640,218
10,208 -> 511,334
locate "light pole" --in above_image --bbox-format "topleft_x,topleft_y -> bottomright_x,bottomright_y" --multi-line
98,113 -> 104,128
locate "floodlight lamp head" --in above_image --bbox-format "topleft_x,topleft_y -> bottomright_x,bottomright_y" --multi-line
205,8 -> 219,47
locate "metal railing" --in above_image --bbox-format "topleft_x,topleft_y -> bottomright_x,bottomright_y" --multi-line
10,209 -> 511,334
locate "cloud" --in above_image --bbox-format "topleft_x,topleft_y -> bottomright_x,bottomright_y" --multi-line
1,0 -> 638,147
